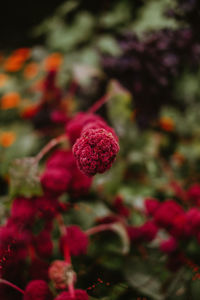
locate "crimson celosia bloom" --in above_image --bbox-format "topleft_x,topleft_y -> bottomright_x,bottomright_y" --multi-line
187,183 -> 200,205
10,197 -> 36,227
73,128 -> 119,176
154,200 -> 184,228
160,237 -> 178,254
66,112 -> 103,144
34,230 -> 53,258
23,280 -> 53,300
41,167 -> 71,195
46,149 -> 93,197
55,290 -> 88,300
144,198 -> 160,216
46,150 -> 75,170
126,226 -> 143,242
60,225 -> 88,256
113,196 -> 130,218
140,221 -> 158,242
69,166 -> 93,197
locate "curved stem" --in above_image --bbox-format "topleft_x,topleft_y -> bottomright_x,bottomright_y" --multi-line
85,223 -> 113,236
0,278 -> 24,294
35,134 -> 67,163
88,94 -> 109,114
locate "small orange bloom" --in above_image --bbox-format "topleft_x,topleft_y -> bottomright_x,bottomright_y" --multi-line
159,117 -> 175,132
20,104 -> 39,119
0,73 -> 9,88
1,92 -> 21,109
44,53 -> 63,71
0,132 -> 16,147
3,48 -> 30,72
23,62 -> 39,79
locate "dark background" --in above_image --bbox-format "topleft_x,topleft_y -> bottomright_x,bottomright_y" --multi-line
0,0 -> 64,50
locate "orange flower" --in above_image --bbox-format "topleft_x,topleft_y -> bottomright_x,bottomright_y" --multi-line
1,92 -> 21,109
0,73 -> 9,88
3,48 -> 30,72
20,104 -> 39,119
23,62 -> 39,79
44,53 -> 63,71
159,117 -> 175,132
0,132 -> 16,147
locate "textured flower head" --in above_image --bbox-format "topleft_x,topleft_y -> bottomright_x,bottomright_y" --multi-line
23,280 -> 53,300
73,128 -> 119,176
55,290 -> 88,300
49,260 -> 76,290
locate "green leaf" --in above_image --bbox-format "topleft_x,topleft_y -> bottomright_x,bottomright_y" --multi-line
9,157 -> 43,198
124,258 -> 165,300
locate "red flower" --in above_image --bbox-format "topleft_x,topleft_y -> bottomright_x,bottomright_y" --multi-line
10,197 -> 36,227
46,150 -> 93,197
126,226 -> 143,242
73,128 -> 119,176
24,280 -> 53,300
144,198 -> 160,216
66,112 -> 103,144
154,200 -> 184,228
34,230 -> 53,258
140,221 -> 158,242
46,150 -> 74,170
160,237 -> 178,254
55,290 -> 88,300
60,225 -> 89,256
113,196 -> 130,218
69,166 -> 93,197
41,167 -> 71,195
187,183 -> 200,205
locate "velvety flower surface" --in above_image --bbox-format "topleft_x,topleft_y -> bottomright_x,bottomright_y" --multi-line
55,289 -> 88,300
23,280 -> 53,300
60,225 -> 89,256
73,128 -> 119,176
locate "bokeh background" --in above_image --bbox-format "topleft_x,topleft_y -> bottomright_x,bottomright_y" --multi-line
1,0 -> 200,299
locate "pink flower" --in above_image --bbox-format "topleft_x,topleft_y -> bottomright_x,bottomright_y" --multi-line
73,128 -> 119,176
55,290 -> 88,300
48,260 -> 76,290
24,280 -> 53,300
60,225 -> 89,256
160,237 -> 178,254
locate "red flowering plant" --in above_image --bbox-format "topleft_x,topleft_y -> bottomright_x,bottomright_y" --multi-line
2,1 -> 200,298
